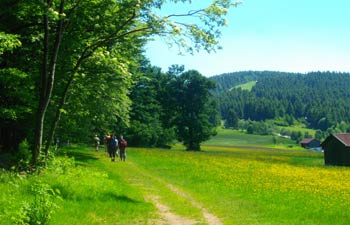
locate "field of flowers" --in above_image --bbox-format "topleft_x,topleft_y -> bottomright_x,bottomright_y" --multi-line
2,143 -> 350,224
130,146 -> 350,225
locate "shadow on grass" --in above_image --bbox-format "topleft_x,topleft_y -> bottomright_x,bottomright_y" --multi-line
53,184 -> 141,204
57,147 -> 99,166
107,193 -> 141,204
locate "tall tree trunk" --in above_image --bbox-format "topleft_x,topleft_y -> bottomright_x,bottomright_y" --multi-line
44,69 -> 75,154
44,49 -> 90,153
33,107 -> 46,165
32,0 -> 50,165
32,0 -> 65,166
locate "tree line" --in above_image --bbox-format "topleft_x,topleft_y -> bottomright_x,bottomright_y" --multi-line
211,71 -> 350,133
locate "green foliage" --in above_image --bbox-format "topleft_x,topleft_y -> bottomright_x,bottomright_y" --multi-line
11,182 -> 61,225
0,148 -> 155,224
0,32 -> 21,54
0,0 -> 239,163
47,155 -> 75,175
0,69 -> 33,120
128,64 -> 218,149
15,139 -> 32,172
171,70 -> 217,150
150,0 -> 241,54
0,67 -> 34,151
240,120 -> 274,135
54,47 -> 135,143
290,130 -> 303,143
127,121 -> 162,147
224,109 -> 238,128
127,64 -> 168,147
212,71 -> 350,131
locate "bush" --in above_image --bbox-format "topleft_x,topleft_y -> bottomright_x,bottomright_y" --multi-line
15,139 -> 31,172
12,182 -> 61,225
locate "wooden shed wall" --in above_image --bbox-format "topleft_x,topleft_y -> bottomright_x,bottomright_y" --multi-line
323,137 -> 350,166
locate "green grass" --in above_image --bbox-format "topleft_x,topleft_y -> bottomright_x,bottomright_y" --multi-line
204,128 -> 301,149
204,128 -> 273,146
1,131 -> 349,225
0,147 -> 156,225
230,81 -> 257,91
129,147 -> 349,225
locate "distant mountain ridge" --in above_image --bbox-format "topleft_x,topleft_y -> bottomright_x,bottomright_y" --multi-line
209,71 -> 350,131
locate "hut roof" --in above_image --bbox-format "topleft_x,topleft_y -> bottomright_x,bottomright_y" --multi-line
300,138 -> 315,144
333,133 -> 350,147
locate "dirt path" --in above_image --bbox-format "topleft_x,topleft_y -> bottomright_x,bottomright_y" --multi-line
124,161 -> 223,225
167,184 -> 223,225
145,195 -> 198,225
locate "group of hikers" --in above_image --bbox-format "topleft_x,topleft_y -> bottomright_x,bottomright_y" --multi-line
94,134 -> 127,162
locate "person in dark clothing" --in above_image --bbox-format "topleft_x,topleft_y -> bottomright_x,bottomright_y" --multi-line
119,135 -> 127,161
107,135 -> 118,162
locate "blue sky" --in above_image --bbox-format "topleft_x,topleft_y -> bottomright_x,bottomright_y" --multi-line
145,0 -> 350,77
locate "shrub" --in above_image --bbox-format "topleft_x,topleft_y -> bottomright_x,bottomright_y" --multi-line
14,139 -> 31,172
12,182 -> 61,225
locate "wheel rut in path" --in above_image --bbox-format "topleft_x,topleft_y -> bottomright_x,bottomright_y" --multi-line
167,184 -> 223,225
125,161 -> 223,225
145,195 -> 198,225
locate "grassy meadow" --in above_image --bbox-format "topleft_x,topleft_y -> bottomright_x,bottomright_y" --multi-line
230,81 -> 257,91
203,128 -> 302,150
1,130 -> 350,224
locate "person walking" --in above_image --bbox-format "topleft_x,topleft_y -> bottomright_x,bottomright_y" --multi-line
94,135 -> 100,151
119,135 -> 127,161
104,134 -> 109,153
107,135 -> 118,162
55,137 -> 60,151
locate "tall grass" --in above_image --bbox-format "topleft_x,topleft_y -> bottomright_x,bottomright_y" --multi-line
0,146 -> 155,225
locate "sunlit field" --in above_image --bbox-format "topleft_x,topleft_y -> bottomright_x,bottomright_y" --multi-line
203,128 -> 301,149
131,146 -> 350,225
231,81 -> 257,91
1,142 -> 350,224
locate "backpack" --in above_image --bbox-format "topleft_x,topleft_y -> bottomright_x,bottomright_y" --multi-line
120,139 -> 127,147
108,138 -> 116,149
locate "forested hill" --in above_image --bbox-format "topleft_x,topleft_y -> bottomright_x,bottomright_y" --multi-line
210,71 -> 350,131
210,71 -> 292,93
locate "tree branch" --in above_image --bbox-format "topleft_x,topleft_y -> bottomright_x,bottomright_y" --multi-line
165,9 -> 205,19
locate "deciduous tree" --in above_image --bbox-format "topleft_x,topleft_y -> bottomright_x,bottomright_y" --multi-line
1,0 -> 240,165
172,70 -> 217,151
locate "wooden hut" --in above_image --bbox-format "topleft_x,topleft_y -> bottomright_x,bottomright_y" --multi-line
300,138 -> 321,149
321,133 -> 350,166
